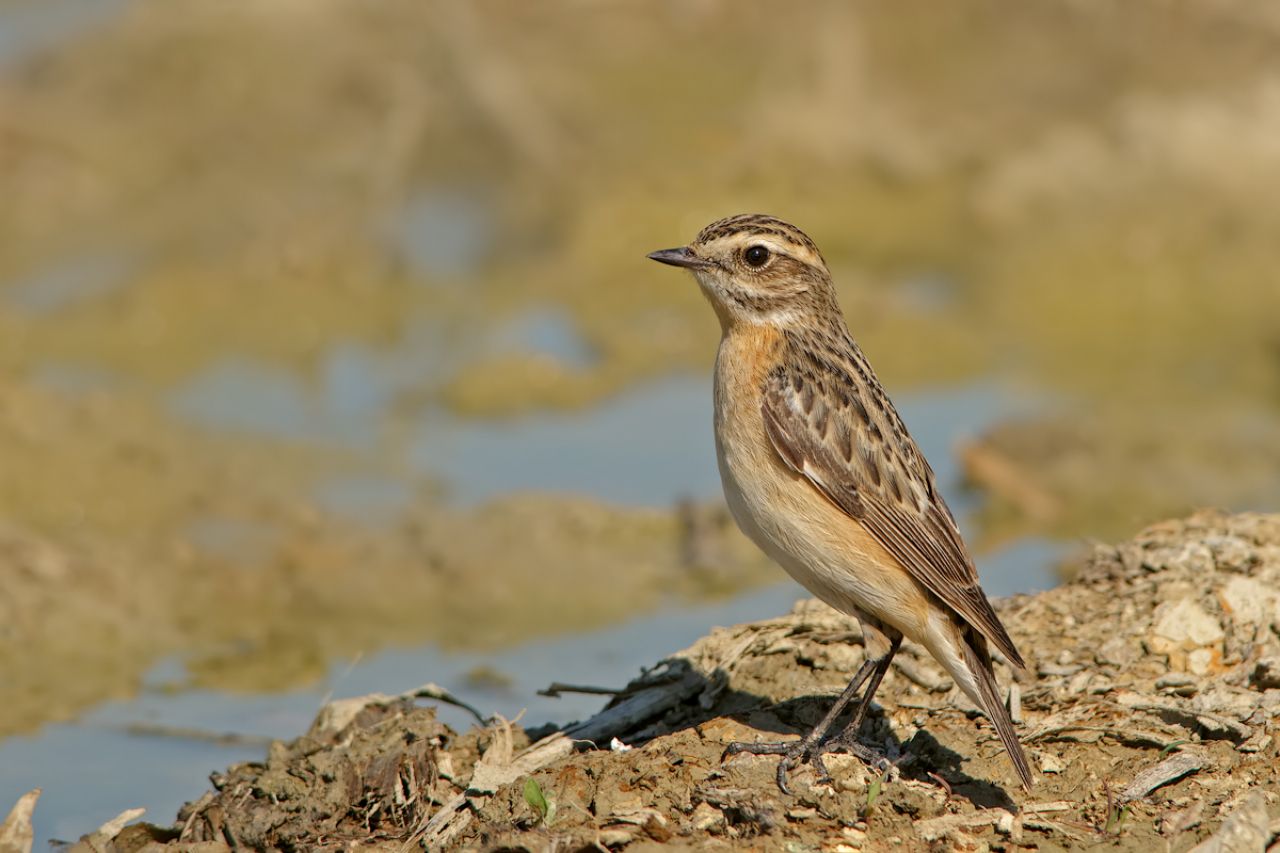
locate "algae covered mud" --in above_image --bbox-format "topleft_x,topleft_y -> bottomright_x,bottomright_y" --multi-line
22,511 -> 1279,851
1,0 -> 1279,846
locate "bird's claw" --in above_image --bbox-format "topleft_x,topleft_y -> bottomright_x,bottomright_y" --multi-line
722,735 -> 890,794
722,738 -> 813,795
822,733 -> 892,770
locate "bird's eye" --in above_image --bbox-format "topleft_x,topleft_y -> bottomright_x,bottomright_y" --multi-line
744,245 -> 770,267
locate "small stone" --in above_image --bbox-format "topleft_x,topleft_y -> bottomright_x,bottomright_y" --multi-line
825,754 -> 868,793
1206,535 -> 1256,572
1186,791 -> 1268,853
1250,657 -> 1280,690
689,802 -> 725,833
1157,672 -> 1199,696
1149,599 -> 1225,667
1066,670 -> 1092,694
1096,636 -> 1139,667
1186,647 -> 1217,676
1217,576 -> 1278,629
1144,543 -> 1214,575
1237,733 -> 1271,754
1162,801 -> 1204,835
597,826 -> 637,846
1039,752 -> 1066,774
1191,685 -> 1259,718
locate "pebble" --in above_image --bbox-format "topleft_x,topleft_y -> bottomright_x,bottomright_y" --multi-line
1187,647 -> 1217,676
1217,576 -> 1278,629
1250,657 -> 1280,690
1096,635 -> 1139,667
1151,599 -> 1225,649
689,802 -> 725,833
1157,672 -> 1199,696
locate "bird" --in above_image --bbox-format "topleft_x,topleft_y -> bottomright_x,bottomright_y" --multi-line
647,213 -> 1033,793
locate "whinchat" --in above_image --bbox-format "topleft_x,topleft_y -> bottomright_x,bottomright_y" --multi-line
648,214 -> 1032,792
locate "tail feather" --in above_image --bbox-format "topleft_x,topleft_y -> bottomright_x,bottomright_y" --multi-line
959,627 -> 1033,791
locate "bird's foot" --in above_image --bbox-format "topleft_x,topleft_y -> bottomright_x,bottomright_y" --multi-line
809,732 -> 894,787
722,737 -> 815,795
723,733 -> 892,794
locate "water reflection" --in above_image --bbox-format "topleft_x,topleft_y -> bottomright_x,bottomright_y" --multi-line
0,0 -> 128,66
388,189 -> 495,280
3,254 -> 132,316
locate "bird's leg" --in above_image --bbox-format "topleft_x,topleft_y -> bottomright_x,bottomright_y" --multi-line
723,655 -> 881,795
724,621 -> 905,794
809,632 -> 902,784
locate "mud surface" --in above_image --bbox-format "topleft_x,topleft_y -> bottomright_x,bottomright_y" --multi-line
36,510 -> 1275,851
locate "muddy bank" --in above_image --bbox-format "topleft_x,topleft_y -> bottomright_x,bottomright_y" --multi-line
19,510 -> 1274,851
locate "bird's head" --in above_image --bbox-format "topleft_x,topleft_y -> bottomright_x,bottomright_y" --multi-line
648,214 -> 838,330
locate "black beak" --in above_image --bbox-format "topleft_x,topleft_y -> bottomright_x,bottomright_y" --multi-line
647,246 -> 711,270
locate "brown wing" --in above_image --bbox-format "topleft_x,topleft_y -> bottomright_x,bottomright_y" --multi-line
760,345 -> 1025,669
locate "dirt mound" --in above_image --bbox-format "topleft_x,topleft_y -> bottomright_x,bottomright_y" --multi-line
33,510 -> 1280,851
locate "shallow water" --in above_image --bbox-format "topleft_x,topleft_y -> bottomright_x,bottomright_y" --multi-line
0,0 -> 126,66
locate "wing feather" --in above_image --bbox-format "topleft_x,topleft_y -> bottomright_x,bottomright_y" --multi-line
761,344 -> 1025,669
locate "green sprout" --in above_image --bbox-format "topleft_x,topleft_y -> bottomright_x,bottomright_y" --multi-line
523,776 -> 556,827
1104,802 -> 1130,835
863,766 -> 891,817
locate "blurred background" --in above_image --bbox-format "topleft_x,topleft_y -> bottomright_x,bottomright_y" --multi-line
2,0 -> 1279,842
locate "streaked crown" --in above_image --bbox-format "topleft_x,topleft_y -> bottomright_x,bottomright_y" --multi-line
693,214 -> 827,268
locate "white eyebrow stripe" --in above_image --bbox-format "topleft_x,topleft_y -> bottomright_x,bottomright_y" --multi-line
705,234 -> 801,259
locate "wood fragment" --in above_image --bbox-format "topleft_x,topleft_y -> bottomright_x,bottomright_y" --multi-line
916,810 -> 1010,842
0,790 -> 39,853
1120,699 -> 1252,743
537,682 -> 622,698
1027,723 -> 1172,749
957,440 -> 1061,521
1119,751 -> 1207,803
314,683 -> 489,735
1023,800 -> 1075,814
893,656 -> 951,692
1022,817 -> 1088,840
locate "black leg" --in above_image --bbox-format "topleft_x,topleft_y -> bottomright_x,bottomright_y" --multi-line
810,634 -> 901,783
722,634 -> 901,794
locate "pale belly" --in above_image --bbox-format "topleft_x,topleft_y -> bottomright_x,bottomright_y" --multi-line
712,342 -> 927,638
